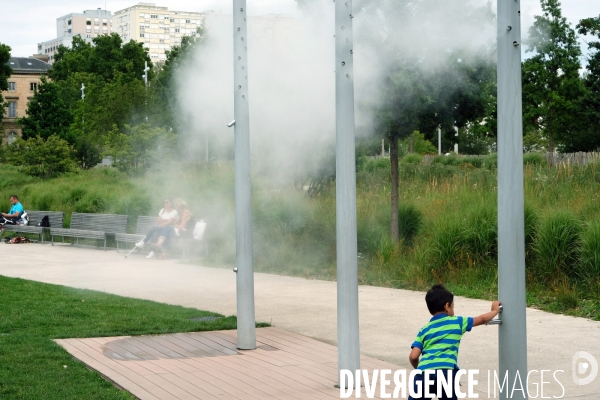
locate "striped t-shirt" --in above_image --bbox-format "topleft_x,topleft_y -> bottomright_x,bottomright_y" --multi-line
411,314 -> 474,370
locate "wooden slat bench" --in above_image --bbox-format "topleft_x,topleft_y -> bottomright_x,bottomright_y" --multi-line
115,215 -> 157,252
50,213 -> 128,250
1,211 -> 65,244
116,215 -> 207,258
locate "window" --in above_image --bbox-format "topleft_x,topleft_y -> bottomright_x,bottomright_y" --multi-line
30,82 -> 38,91
8,82 -> 15,91
8,102 -> 17,118
170,18 -> 174,23
8,132 -> 17,145
175,28 -> 180,33
185,19 -> 190,23
68,19 -> 72,25
86,19 -> 91,25
140,33 -> 145,38
151,14 -> 158,19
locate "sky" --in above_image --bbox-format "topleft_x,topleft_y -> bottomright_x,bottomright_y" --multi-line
1,0 -> 599,58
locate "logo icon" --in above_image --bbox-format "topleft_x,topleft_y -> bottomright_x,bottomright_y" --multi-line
572,351 -> 598,386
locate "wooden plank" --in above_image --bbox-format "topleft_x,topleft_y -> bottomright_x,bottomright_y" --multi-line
168,370 -> 242,400
58,339 -> 178,400
182,345 -> 339,400
158,373 -> 222,400
170,333 -> 238,357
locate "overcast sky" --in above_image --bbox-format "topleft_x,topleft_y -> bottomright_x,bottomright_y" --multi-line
1,0 -> 599,58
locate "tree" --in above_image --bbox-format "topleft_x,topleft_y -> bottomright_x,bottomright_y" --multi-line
50,34 -> 152,84
149,30 -> 205,131
103,123 -> 177,174
7,135 -> 76,178
572,17 -> 600,152
357,0 -> 496,242
19,76 -> 73,141
0,43 -> 12,121
522,0 -> 585,153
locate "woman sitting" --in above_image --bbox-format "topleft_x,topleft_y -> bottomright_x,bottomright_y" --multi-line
135,198 -> 179,258
153,198 -> 196,259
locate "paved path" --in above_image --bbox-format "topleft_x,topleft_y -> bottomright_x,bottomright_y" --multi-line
2,244 -> 599,398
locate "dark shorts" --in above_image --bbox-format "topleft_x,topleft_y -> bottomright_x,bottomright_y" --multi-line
408,369 -> 458,400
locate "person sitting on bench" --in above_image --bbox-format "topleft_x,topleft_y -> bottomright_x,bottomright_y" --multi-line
135,198 -> 179,257
1,195 -> 24,225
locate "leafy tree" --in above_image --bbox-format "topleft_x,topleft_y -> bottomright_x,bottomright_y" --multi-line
149,30 -> 205,131
357,0 -> 496,242
0,43 -> 12,121
19,77 -> 73,141
103,123 -> 177,174
522,0 -> 585,153
50,34 -> 152,84
7,135 -> 76,178
573,16 -> 600,152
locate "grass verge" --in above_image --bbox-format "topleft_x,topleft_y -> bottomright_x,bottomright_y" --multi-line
0,276 -> 267,399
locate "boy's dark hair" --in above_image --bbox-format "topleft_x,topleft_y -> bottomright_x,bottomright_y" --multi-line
425,284 -> 454,314
10,195 -> 18,200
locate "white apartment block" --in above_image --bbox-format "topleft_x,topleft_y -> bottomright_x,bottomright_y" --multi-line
38,8 -> 113,64
113,2 -> 203,62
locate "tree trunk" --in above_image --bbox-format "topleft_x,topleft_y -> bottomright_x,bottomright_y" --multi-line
390,136 -> 399,243
548,108 -> 554,153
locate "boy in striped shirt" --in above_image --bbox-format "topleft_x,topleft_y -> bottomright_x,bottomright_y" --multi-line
408,284 -> 500,400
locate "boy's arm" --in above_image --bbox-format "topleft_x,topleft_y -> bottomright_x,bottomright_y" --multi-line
473,300 -> 501,327
409,347 -> 421,369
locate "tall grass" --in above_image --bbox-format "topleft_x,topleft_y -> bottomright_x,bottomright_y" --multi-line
534,212 -> 582,280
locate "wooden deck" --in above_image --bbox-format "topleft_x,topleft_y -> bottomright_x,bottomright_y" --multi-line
56,327 -> 402,399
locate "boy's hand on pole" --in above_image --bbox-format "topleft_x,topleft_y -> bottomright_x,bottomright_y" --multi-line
491,300 -> 501,312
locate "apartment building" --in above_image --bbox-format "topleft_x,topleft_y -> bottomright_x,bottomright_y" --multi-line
38,9 -> 113,64
113,2 -> 203,63
1,57 -> 51,144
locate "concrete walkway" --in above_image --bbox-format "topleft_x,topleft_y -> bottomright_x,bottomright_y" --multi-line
2,243 -> 599,398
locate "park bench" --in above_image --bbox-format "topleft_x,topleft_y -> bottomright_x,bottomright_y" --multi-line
50,213 -> 128,250
115,215 -> 156,252
116,215 -> 207,258
1,211 -> 65,244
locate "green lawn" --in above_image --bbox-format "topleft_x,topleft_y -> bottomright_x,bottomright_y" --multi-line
0,276 -> 266,399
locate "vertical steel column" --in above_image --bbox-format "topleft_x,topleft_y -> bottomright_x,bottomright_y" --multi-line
497,1 -> 527,399
335,0 -> 360,388
233,0 -> 256,350
438,126 -> 441,155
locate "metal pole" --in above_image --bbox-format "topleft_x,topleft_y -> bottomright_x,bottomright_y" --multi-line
233,0 -> 256,350
335,0 -> 360,389
438,126 -> 441,155
497,1 -> 527,399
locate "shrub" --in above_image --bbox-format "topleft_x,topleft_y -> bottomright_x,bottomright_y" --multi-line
6,135 -> 76,179
534,212 -> 582,279
524,204 -> 539,265
463,205 -> 497,260
398,204 -> 423,244
361,157 -> 390,173
523,153 -> 547,166
430,218 -> 465,270
401,153 -> 422,165
578,221 -> 600,283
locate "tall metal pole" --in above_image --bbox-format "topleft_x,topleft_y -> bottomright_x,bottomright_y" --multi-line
497,1 -> 527,399
233,0 -> 256,350
335,0 -> 360,388
438,126 -> 441,155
